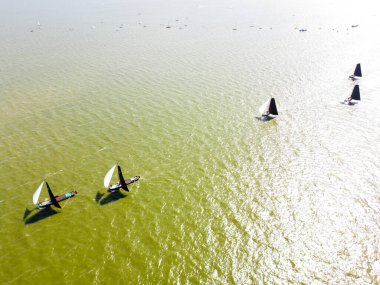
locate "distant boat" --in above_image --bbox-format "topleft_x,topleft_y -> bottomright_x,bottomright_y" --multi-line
342,85 -> 361,105
351,24 -> 359,28
349,63 -> 362,80
104,164 -> 140,193
33,180 -> 77,209
233,21 -> 237,30
299,29 -> 307,32
259,97 -> 278,121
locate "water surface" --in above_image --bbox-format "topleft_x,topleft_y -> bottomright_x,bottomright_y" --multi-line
1,0 -> 380,284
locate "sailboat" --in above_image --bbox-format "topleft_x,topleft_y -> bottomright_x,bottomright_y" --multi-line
342,85 -> 361,105
349,63 -> 362,80
33,180 -> 77,209
258,97 -> 278,121
104,164 -> 140,193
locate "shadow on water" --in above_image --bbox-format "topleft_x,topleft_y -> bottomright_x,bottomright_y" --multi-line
23,207 -> 59,225
95,192 -> 105,203
95,190 -> 127,206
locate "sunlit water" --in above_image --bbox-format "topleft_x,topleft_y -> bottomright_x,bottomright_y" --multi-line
1,0 -> 380,284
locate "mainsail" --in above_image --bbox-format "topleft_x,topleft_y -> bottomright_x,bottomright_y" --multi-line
259,98 -> 278,115
33,181 -> 44,205
351,85 -> 361,100
268,98 -> 278,115
118,165 -> 128,191
104,164 -> 116,188
259,99 -> 271,115
354,63 -> 362,77
46,181 -> 61,208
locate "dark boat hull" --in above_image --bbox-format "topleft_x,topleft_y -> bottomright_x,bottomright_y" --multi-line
349,76 -> 359,81
37,191 -> 77,209
340,100 -> 358,105
108,176 -> 140,192
256,115 -> 276,121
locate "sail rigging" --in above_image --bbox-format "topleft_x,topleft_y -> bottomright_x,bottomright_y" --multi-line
33,181 -> 44,205
104,164 -> 116,188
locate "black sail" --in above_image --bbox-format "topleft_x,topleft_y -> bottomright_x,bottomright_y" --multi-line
354,63 -> 362,77
269,98 -> 278,115
351,85 -> 361,100
46,181 -> 61,208
118,165 -> 129,191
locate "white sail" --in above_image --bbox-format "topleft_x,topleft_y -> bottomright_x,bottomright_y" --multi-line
104,164 -> 117,188
33,180 -> 44,205
259,98 -> 271,115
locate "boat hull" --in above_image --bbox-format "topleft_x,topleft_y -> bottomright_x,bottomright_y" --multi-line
37,191 -> 77,209
340,101 -> 358,105
349,75 -> 360,81
256,115 -> 276,121
108,176 -> 140,192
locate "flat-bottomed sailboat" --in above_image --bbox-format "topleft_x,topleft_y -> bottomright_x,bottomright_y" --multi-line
258,97 -> 278,121
342,85 -> 361,105
33,180 -> 77,209
103,164 -> 140,193
349,63 -> 362,80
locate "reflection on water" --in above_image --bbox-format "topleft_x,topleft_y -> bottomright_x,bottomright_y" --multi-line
1,0 -> 380,283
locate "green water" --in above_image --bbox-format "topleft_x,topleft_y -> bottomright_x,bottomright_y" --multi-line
1,0 -> 380,284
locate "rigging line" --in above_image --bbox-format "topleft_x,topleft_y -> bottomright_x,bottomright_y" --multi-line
129,180 -> 138,192
61,193 -> 75,208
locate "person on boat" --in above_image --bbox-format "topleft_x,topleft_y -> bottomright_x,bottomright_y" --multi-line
344,97 -> 352,104
109,184 -> 122,193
